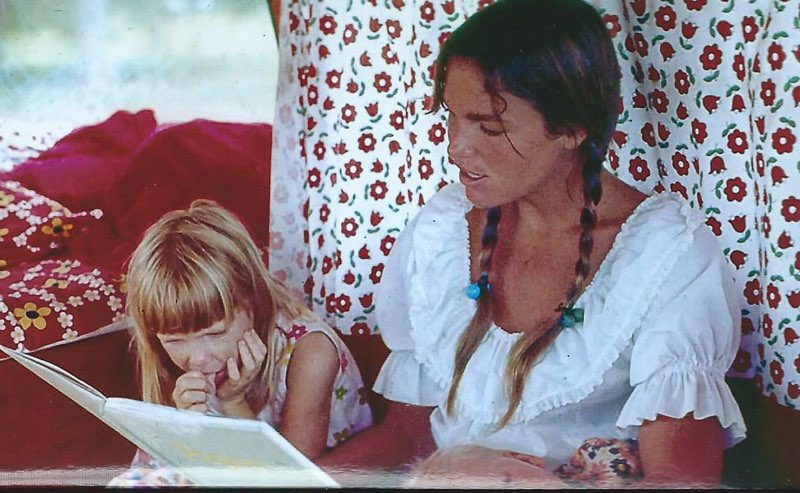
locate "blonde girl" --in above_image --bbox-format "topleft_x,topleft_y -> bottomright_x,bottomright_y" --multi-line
110,199 -> 371,485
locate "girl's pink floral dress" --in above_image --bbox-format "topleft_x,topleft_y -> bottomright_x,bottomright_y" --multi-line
108,311 -> 372,486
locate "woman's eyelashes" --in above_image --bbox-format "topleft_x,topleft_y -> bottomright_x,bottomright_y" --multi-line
446,107 -> 504,137
479,123 -> 504,136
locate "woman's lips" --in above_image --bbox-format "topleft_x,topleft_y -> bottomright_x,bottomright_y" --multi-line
459,169 -> 487,184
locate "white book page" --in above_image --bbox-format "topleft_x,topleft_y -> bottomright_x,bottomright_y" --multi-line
1,345 -> 337,487
104,398 -> 339,487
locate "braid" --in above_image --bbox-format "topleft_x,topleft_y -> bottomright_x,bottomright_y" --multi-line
570,143 -> 603,301
446,206 -> 501,416
497,142 -> 604,429
475,207 -> 501,294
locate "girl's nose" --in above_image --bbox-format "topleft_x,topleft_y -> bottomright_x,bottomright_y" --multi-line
186,344 -> 213,371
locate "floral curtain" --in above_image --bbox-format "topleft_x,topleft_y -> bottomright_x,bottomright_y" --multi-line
596,0 -> 799,409
268,0 -> 799,409
269,0 -> 493,337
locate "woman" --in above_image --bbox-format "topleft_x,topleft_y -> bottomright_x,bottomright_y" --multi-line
319,0 -> 746,488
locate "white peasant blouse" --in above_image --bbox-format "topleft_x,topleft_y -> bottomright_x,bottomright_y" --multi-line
373,182 -> 746,469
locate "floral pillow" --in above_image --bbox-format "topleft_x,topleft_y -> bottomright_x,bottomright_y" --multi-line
0,258 -> 126,351
0,181 -> 101,268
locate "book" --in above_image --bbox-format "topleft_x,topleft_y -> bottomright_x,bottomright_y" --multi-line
0,345 -> 339,487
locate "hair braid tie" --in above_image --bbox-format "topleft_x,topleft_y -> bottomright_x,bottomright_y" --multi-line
466,206 -> 501,300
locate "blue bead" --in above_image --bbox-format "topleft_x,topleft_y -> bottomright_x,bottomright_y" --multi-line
573,308 -> 585,323
560,313 -> 576,328
466,283 -> 482,300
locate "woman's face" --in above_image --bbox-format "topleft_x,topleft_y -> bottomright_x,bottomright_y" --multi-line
156,307 -> 253,388
443,57 -> 580,209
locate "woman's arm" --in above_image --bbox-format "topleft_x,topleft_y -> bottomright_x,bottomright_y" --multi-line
280,331 -> 339,460
638,412 -> 724,487
317,400 -> 436,470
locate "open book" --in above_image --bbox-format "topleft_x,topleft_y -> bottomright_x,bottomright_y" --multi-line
0,345 -> 338,487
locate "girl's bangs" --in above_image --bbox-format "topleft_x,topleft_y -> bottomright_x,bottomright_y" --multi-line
130,256 -> 238,335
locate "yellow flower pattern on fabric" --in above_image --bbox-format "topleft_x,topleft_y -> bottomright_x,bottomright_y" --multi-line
41,217 -> 74,238
0,260 -> 9,280
0,227 -> 8,240
277,341 -> 294,367
52,260 -> 78,275
114,275 -> 128,294
13,302 -> 51,330
44,278 -> 71,289
0,191 -> 13,207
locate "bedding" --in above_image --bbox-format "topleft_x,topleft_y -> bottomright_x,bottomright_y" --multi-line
2,110 -> 157,212
0,180 -> 123,351
0,111 -> 273,351
0,109 -> 391,481
0,181 -> 101,268
0,111 -> 276,475
0,321 -> 138,471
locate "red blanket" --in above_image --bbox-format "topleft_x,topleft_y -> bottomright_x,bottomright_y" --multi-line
3,110 -> 272,274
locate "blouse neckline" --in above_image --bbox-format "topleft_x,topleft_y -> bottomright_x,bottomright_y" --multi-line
459,192 -> 662,338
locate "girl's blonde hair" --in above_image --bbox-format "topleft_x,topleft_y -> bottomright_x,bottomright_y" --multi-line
125,199 -> 311,406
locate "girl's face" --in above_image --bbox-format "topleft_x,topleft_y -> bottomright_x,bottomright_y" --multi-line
156,307 -> 253,388
443,57 -> 581,209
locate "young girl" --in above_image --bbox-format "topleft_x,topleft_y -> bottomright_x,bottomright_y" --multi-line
108,199 -> 371,486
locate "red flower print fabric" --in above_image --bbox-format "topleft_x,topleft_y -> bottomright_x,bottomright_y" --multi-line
269,0 -> 495,338
595,0 -> 799,408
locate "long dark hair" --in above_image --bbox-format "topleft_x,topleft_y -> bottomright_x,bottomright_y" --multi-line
433,0 -> 621,427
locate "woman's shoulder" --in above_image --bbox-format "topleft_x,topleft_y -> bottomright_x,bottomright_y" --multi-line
395,182 -> 473,272
385,181 -> 473,295
601,190 -> 710,267
595,190 -> 723,305
409,181 -> 472,234
593,190 -> 738,347
623,191 -> 705,233
374,182 -> 476,368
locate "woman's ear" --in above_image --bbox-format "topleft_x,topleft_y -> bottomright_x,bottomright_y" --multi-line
562,128 -> 587,150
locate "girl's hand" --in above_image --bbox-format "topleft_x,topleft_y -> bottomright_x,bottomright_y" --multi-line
172,371 -> 214,413
217,329 -> 267,407
405,445 -> 564,489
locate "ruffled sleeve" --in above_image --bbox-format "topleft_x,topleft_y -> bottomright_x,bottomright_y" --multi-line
616,223 -> 746,447
371,185 -> 469,406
